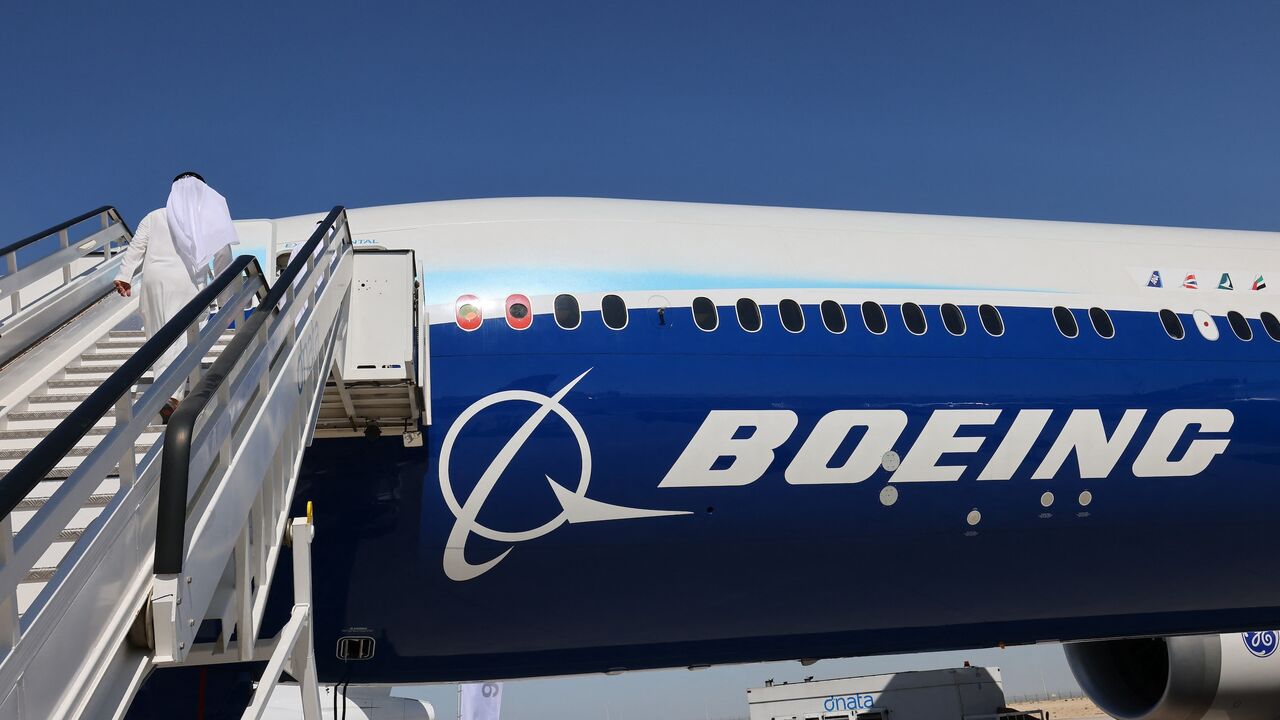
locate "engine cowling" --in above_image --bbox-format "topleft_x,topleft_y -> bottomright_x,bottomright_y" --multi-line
1065,632 -> 1280,720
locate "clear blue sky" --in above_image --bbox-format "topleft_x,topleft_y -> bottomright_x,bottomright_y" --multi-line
3,1 -> 1278,238
4,2 -> 1278,718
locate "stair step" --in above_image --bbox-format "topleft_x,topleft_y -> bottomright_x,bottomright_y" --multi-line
27,394 -> 93,404
79,352 -> 147,362
6,409 -> 92,422
103,329 -> 234,340
95,338 -> 229,351
79,351 -> 223,362
3,415 -> 122,433
0,449 -> 138,477
25,567 -> 58,584
46,377 -> 154,390
63,360 -> 213,375
16,492 -> 115,511
0,442 -> 152,461
0,425 -> 164,441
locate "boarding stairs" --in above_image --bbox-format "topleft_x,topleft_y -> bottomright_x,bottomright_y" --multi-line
0,204 -> 421,719
1,327 -> 234,610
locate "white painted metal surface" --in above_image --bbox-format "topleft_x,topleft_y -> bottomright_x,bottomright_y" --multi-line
241,516 -> 321,720
0,206 -> 362,719
0,208 -> 131,365
0,268 -> 261,719
315,250 -> 420,439
262,197 -> 1280,324
0,202 -> 417,718
341,251 -> 415,382
151,209 -> 353,668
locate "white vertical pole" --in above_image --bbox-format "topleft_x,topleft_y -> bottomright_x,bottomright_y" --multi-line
59,229 -> 71,283
235,525 -> 254,662
115,396 -> 136,487
291,517 -> 321,720
7,254 -> 20,316
0,515 -> 19,650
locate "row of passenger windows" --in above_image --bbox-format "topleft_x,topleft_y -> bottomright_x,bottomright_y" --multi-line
546,294 -> 1009,336
464,293 -> 1280,343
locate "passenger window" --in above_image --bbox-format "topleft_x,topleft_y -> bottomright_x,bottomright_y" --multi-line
820,300 -> 846,333
1088,307 -> 1114,339
779,299 -> 804,333
901,302 -> 926,335
736,298 -> 762,332
940,303 -> 965,336
1159,309 -> 1184,340
978,304 -> 1004,336
1227,311 -> 1253,341
1261,312 -> 1280,342
862,301 -> 887,335
692,297 -> 718,332
455,294 -> 482,331
506,294 -> 532,330
601,294 -> 628,330
1053,306 -> 1079,338
554,294 -> 580,330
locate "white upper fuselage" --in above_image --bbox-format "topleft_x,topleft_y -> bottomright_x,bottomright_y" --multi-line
244,197 -> 1274,312
240,198 -> 1280,323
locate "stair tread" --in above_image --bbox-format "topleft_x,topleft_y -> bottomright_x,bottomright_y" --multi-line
0,425 -> 163,441
0,451 -> 146,476
15,492 -> 114,511
0,443 -> 151,460
95,338 -> 229,350
46,378 -> 154,389
63,361 -> 213,375
6,410 -> 93,421
26,394 -> 95,404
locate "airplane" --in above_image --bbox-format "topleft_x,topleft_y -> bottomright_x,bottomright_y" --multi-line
12,197 -> 1280,720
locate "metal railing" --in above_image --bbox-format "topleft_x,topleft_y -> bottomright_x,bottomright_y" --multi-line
0,255 -> 269,718
0,206 -> 133,365
151,207 -> 352,664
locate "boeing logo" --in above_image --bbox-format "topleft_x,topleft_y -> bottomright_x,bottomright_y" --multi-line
440,371 -> 1235,581
660,407 -> 1233,487
439,369 -> 690,582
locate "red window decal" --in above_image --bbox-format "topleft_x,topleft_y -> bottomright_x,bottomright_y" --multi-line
506,294 -> 532,330
456,294 -> 483,331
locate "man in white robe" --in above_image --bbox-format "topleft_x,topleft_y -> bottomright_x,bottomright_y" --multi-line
113,172 -> 238,420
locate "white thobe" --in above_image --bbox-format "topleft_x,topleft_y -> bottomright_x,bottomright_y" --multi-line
115,208 -> 199,392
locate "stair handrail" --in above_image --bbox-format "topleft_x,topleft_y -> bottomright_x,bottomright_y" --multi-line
0,256 -> 269,521
0,206 -> 131,259
0,206 -> 136,367
155,206 -> 347,575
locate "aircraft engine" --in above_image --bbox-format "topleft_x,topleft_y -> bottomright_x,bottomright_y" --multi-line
1064,632 -> 1280,720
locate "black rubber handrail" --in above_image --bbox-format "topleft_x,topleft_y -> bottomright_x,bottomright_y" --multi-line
155,206 -> 346,574
0,255 -> 268,521
1,206 -> 132,259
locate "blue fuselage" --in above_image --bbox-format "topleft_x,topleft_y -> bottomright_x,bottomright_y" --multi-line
293,301 -> 1280,683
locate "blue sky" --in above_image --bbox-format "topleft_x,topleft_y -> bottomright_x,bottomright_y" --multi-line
3,1 -> 1279,237
3,2 -> 1278,718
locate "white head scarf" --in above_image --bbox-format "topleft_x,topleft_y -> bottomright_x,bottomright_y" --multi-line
166,176 -> 239,278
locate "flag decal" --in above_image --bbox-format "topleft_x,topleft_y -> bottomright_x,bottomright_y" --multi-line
1183,273 -> 1199,289
1218,273 -> 1234,290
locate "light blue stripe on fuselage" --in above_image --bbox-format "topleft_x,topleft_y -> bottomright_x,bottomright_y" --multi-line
420,267 -> 1057,305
